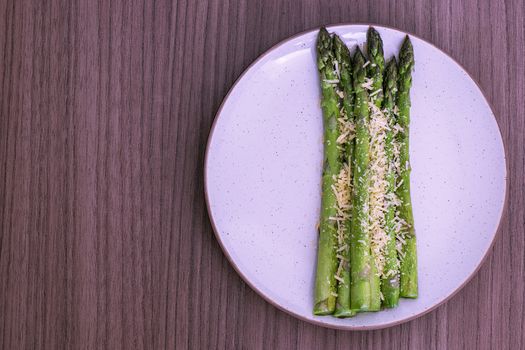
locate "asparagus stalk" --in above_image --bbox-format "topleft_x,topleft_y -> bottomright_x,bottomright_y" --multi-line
396,36 -> 418,298
313,28 -> 342,315
367,27 -> 385,107
349,47 -> 372,312
381,58 -> 401,307
366,26 -> 385,311
332,34 -> 356,318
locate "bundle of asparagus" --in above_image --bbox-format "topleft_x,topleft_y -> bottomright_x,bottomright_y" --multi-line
314,27 -> 417,318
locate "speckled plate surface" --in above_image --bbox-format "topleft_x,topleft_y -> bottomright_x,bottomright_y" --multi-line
204,24 -> 507,330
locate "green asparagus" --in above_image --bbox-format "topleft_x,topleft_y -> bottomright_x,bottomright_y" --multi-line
313,28 -> 418,317
381,58 -> 400,307
396,36 -> 418,298
332,34 -> 356,318
349,47 -> 372,312
367,27 -> 385,107
366,26 -> 386,311
313,28 -> 342,315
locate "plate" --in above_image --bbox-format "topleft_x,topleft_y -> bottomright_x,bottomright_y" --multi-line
204,24 -> 507,330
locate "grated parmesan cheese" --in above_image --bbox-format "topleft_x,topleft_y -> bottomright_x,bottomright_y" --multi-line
325,75 -> 360,285
369,89 -> 382,97
331,158 -> 354,284
389,110 -> 412,263
336,254 -> 347,262
361,77 -> 374,90
367,101 -> 391,277
336,117 -> 355,145
333,60 -> 340,79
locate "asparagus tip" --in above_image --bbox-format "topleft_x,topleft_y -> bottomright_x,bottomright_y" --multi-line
332,34 -> 352,64
367,27 -> 383,53
401,35 -> 413,51
354,45 -> 364,58
352,46 -> 366,68
398,35 -> 414,75
386,57 -> 398,75
317,27 -> 333,51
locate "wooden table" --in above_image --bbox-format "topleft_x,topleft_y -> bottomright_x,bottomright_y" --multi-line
0,0 -> 523,349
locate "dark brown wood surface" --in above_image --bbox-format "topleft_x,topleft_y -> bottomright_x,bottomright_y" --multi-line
0,0 -> 523,349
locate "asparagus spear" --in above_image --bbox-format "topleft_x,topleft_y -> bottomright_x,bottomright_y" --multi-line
366,26 -> 386,311
313,28 -> 342,315
332,34 -> 356,318
349,47 -> 372,312
396,36 -> 418,298
381,58 -> 401,307
367,27 -> 385,107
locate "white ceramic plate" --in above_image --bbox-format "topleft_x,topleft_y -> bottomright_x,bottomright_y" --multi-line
204,24 -> 507,330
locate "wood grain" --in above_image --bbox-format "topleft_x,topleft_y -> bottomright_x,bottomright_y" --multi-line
0,0 -> 523,349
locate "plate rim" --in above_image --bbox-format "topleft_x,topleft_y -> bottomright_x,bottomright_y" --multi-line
203,23 -> 509,330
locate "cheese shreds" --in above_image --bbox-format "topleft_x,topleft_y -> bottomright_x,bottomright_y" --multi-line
361,77 -> 374,90
392,144 -> 402,176
336,244 -> 348,253
332,158 -> 353,284
393,202 -> 409,262
392,123 -> 404,133
335,259 -> 346,286
337,132 -> 349,144
333,60 -> 340,79
367,101 -> 390,277
370,89 -> 382,97
362,60 -> 371,68
326,69 -> 358,287
336,254 -> 347,261
389,113 -> 411,261
336,117 -> 355,144
393,105 -> 400,115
